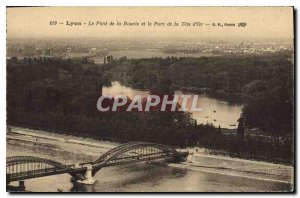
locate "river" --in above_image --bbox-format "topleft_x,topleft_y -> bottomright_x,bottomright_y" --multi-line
110,49 -> 216,59
7,127 -> 293,192
102,81 -> 243,129
91,49 -> 216,64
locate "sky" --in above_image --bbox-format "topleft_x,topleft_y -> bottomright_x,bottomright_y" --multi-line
7,7 -> 294,40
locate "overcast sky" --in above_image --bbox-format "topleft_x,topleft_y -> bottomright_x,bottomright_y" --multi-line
7,7 -> 293,40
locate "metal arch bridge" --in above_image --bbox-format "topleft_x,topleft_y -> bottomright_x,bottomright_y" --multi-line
7,141 -> 188,184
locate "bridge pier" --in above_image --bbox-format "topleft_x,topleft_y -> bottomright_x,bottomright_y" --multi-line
77,165 -> 96,185
19,180 -> 26,191
187,152 -> 194,163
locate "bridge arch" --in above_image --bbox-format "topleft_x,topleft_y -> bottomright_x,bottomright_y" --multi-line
7,156 -> 68,169
6,156 -> 85,182
92,141 -> 179,175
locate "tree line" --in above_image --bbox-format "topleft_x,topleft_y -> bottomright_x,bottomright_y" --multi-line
7,52 -> 294,164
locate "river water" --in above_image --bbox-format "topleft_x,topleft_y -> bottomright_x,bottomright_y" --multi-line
103,81 -> 242,129
110,49 -> 215,59
92,49 -> 215,64
7,128 -> 292,192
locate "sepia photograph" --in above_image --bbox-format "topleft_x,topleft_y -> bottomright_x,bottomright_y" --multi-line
6,6 -> 294,192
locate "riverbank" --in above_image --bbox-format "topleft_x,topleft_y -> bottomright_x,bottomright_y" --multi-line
7,126 -> 294,186
177,151 -> 293,184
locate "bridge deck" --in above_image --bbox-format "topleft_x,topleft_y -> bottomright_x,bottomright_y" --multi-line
7,142 -> 188,183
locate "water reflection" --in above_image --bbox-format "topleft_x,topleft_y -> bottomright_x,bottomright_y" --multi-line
102,81 -> 243,129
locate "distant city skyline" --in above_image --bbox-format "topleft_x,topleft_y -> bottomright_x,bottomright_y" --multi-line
7,7 -> 293,40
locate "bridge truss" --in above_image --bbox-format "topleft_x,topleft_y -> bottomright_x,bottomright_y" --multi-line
7,141 -> 187,183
